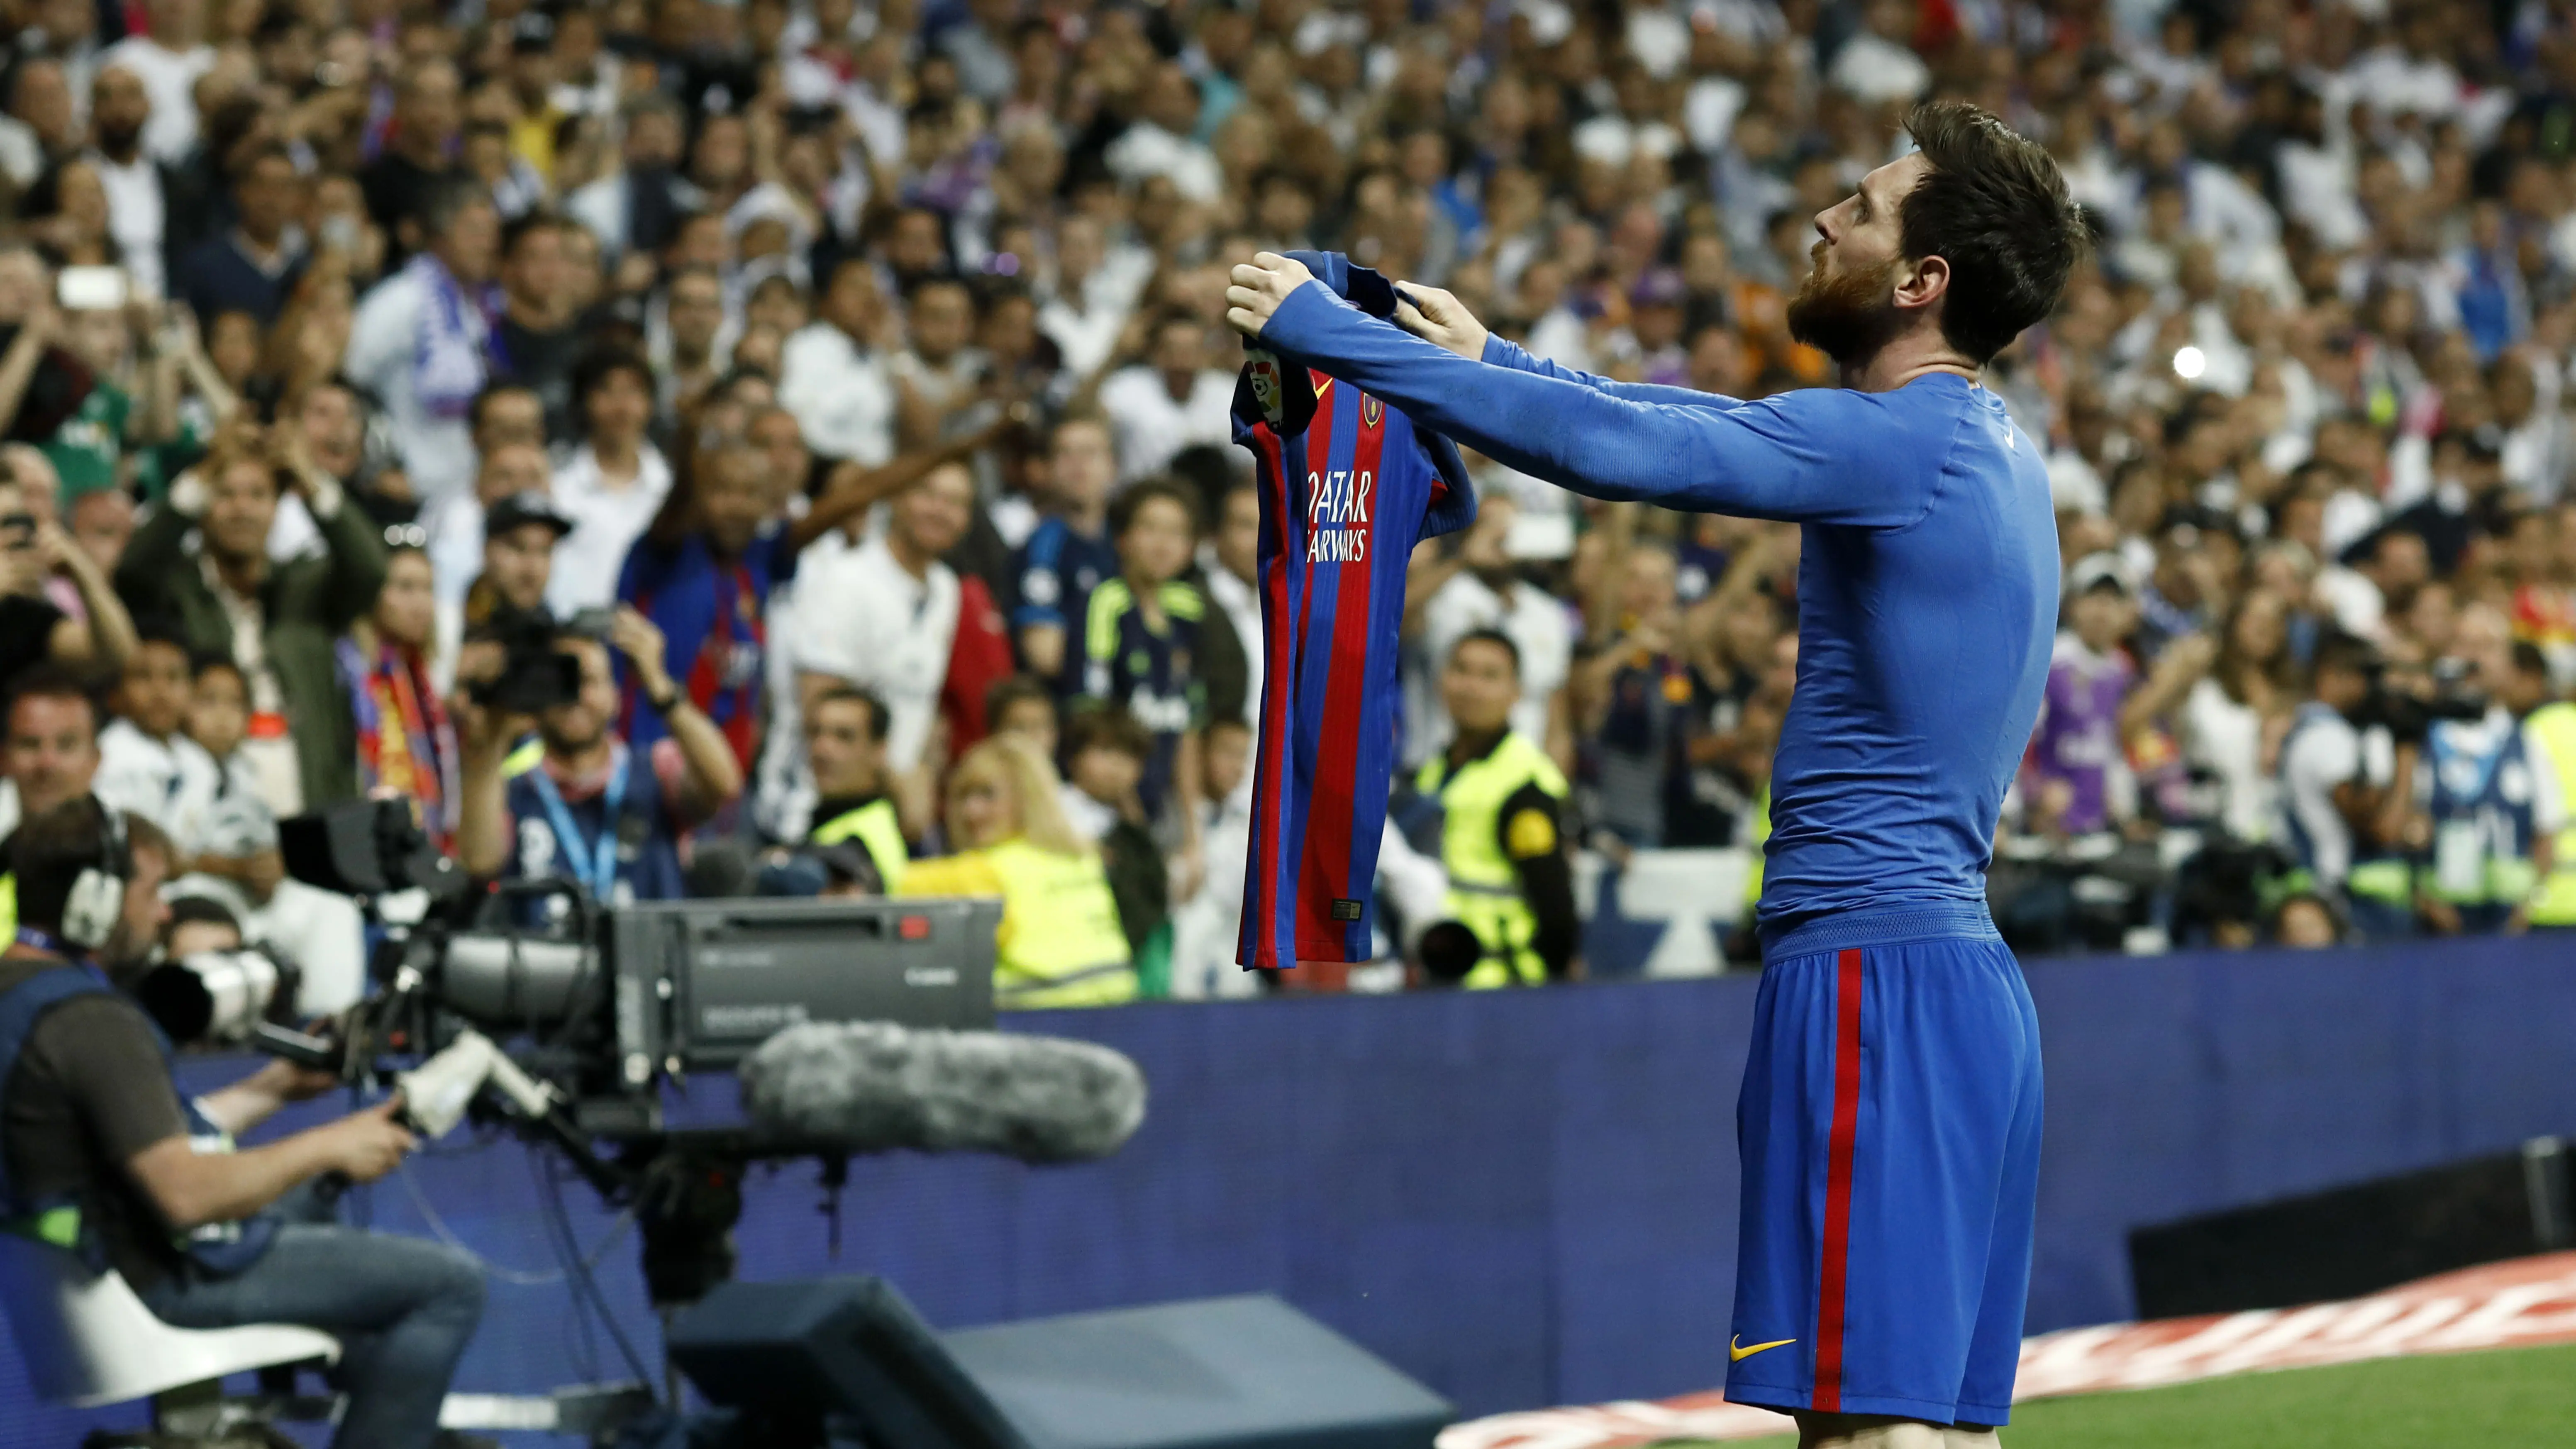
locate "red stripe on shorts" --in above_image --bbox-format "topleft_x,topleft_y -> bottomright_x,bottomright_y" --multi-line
1812,945 -> 1866,1412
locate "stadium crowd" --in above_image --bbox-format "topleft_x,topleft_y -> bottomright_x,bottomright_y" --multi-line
0,0 -> 2571,1006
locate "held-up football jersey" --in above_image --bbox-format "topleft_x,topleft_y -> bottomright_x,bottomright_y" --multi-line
1235,251 -> 1478,968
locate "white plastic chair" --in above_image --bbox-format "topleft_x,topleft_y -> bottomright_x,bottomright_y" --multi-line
0,1231 -> 338,1408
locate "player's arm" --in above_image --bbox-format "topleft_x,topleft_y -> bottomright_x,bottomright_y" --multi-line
1234,261 -> 1930,527
1397,283 -> 1742,407
1499,782 -> 1581,981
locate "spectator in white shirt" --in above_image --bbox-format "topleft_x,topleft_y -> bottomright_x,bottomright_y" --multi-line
0,60 -> 79,190
546,347 -> 672,617
1826,0 -> 1930,103
428,440 -> 552,673
786,462 -> 975,833
1199,478 -> 1262,727
1037,213 -> 1134,381
1401,494 -> 1573,768
83,66 -> 170,301
780,255 -> 898,466
1095,312 -> 1234,483
1104,61 -> 1223,203
343,180 -> 502,509
94,624 -> 220,851
96,0 -> 212,167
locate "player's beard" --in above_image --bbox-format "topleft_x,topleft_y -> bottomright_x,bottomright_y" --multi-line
1786,244 -> 1904,367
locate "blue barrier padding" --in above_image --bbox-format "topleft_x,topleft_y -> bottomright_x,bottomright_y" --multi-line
5,935 -> 2574,1444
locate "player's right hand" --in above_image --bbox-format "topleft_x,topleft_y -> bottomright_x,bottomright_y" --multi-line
324,1097 -> 416,1183
1393,283 -> 1490,361
1225,252 -> 1315,338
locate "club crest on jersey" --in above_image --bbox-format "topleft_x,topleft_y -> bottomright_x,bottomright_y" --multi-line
1362,393 -> 1383,429
1246,347 -> 1287,425
1305,468 -> 1372,563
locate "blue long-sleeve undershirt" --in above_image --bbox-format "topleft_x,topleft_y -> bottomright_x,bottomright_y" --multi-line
1257,275 -> 2064,951
1259,282 -> 1949,529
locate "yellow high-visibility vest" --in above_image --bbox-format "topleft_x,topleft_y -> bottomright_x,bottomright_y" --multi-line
2526,703 -> 2576,926
901,838 -> 1136,1007
810,798 -> 907,895
1416,732 -> 1566,989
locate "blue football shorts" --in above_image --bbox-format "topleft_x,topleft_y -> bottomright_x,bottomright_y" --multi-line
1724,934 -> 2043,1426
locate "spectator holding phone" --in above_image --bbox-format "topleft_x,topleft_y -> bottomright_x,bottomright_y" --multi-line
0,454 -> 137,692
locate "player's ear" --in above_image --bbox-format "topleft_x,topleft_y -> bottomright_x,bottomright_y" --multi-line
1895,253 -> 1951,313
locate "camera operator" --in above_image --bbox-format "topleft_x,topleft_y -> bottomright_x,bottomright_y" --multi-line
0,798 -> 483,1449
456,607 -> 743,903
2279,633 -> 2422,940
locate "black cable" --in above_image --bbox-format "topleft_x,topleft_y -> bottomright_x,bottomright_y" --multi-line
534,1151 -> 657,1392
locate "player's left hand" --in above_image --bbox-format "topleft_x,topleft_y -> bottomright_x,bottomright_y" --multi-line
1225,251 -> 1315,339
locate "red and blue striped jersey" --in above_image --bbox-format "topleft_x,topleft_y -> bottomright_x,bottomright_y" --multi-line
1234,332 -> 1477,968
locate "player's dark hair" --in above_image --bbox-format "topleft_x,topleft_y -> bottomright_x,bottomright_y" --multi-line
1109,477 -> 1202,541
1063,703 -> 1153,762
1898,100 -> 2088,365
810,685 -> 892,744
2511,641 -> 2552,681
1451,628 -> 1522,679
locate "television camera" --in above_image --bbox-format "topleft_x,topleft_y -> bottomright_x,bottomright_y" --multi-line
257,799 -> 1139,1312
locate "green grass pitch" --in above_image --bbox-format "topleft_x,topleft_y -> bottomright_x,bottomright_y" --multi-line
1680,1340 -> 2576,1448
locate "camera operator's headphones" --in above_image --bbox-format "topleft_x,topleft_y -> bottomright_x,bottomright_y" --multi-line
61,803 -> 132,951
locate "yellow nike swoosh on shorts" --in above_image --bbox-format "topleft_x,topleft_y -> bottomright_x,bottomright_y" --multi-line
1730,1335 -> 1797,1362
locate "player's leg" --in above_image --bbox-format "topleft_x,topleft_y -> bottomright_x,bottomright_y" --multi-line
1729,937 -> 2039,1430
1952,940 -> 2046,1438
1792,1412 -> 1949,1447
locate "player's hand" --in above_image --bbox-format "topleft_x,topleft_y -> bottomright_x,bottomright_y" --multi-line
1225,251 -> 1316,339
1393,282 -> 1489,361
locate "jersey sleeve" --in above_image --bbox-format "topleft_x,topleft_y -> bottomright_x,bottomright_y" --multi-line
1481,332 -> 1743,408
1259,283 -> 1942,528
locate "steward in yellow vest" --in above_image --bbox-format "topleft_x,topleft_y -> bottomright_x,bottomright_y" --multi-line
2525,694 -> 2576,929
803,687 -> 908,894
898,736 -> 1136,1008
1416,631 -> 1578,988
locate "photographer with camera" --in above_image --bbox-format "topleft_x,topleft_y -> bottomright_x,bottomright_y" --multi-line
456,606 -> 743,905
0,797 -> 484,1449
2414,611 -> 2562,936
2278,633 -> 2425,941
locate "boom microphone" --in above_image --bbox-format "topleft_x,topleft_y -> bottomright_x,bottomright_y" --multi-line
737,1021 -> 1147,1164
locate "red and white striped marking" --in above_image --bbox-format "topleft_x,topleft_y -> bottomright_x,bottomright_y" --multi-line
1439,1251 -> 2576,1449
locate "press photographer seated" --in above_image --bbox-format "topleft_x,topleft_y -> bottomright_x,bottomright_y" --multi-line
0,797 -> 484,1449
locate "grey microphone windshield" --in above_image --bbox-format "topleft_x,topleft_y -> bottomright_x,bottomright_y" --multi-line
738,1020 -> 1147,1163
